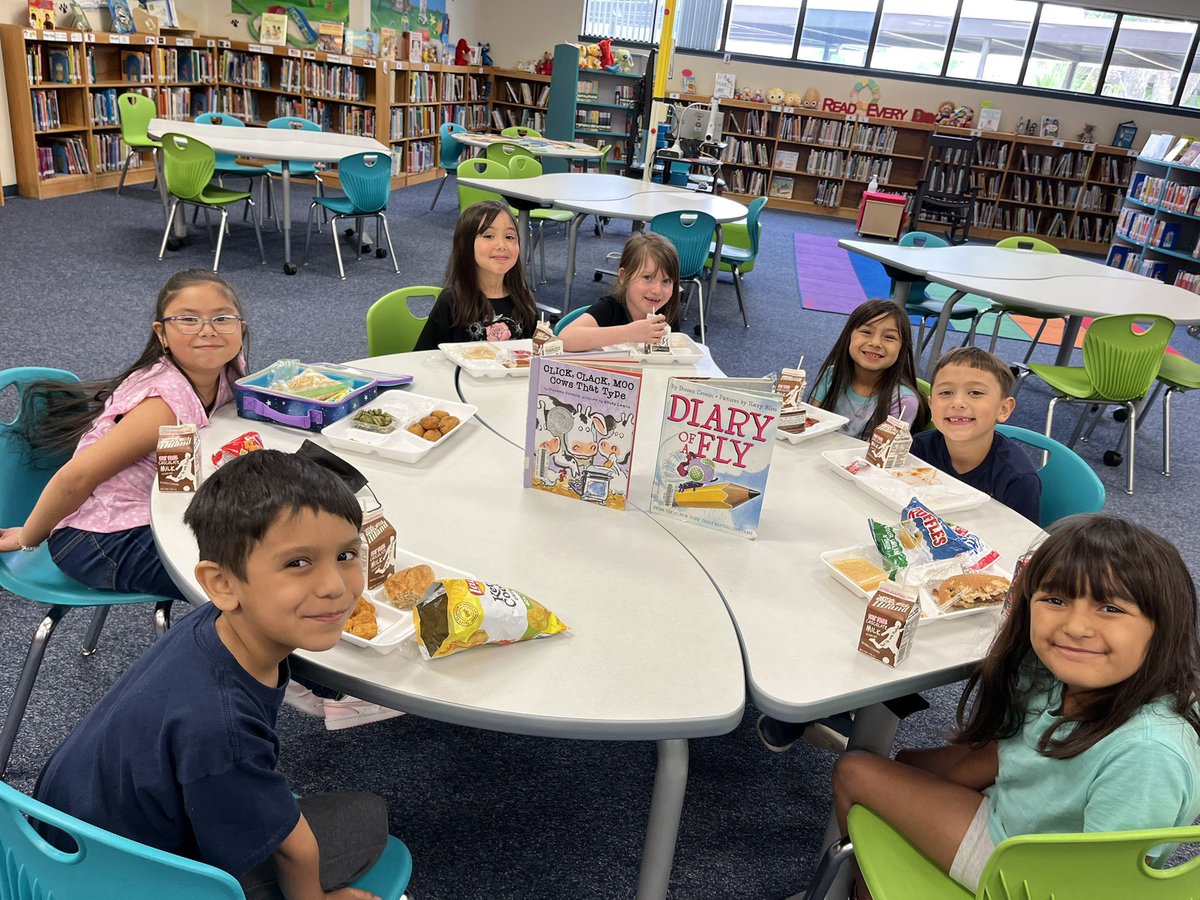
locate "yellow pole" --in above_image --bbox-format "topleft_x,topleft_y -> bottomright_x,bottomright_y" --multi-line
644,0 -> 679,182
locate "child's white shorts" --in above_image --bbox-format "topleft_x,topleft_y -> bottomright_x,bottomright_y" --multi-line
949,799 -> 996,890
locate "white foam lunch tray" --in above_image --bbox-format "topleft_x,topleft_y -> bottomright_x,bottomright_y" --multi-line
439,339 -> 532,378
819,447 -> 990,514
606,332 -> 705,365
322,391 -> 477,463
775,404 -> 849,444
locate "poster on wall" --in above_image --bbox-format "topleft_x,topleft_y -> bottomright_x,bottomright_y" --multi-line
228,0 -> 350,47
371,0 -> 448,42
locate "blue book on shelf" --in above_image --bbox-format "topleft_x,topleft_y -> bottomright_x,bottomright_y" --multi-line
47,50 -> 71,84
122,52 -> 142,83
1157,222 -> 1181,250
1106,246 -> 1129,269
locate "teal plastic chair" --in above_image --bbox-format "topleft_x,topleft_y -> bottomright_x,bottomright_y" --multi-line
0,367 -> 175,778
807,804 -> 1200,900
366,285 -> 438,356
897,231 -> 993,355
553,307 -> 588,335
508,155 -> 572,286
456,156 -> 510,210
1027,314 -> 1174,495
501,126 -> 541,138
487,141 -> 534,167
115,92 -> 160,195
302,151 -> 399,280
650,210 -> 717,345
430,122 -> 467,210
995,424 -> 1105,527
0,779 -> 414,900
263,116 -> 324,230
157,133 -> 266,272
704,195 -> 766,330
193,112 -> 273,226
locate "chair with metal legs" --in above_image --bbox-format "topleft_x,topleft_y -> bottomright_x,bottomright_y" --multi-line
264,116 -> 325,230
115,92 -> 160,195
302,151 -> 399,280
430,122 -> 467,210
650,211 -> 718,345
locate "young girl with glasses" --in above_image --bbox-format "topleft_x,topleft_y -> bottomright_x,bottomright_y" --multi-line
0,269 -> 248,600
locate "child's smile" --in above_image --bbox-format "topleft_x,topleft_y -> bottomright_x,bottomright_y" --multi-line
849,314 -> 901,374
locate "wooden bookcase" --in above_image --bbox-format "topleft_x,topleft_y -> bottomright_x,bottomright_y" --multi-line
1107,156 -> 1200,294
489,68 -> 550,136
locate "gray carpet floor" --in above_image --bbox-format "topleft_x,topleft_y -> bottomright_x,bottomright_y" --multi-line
0,176 -> 1197,899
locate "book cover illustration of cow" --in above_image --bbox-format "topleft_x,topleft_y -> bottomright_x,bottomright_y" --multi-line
524,354 -> 643,510
649,377 -> 781,539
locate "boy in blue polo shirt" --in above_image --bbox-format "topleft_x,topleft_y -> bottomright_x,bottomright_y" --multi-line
35,450 -> 389,900
913,346 -> 1041,522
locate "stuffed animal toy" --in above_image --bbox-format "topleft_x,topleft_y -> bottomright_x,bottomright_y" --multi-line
737,87 -> 754,102
598,38 -> 614,70
1077,123 -> 1095,143
934,101 -> 956,124
585,43 -> 602,69
785,91 -> 801,107
455,38 -> 470,66
949,105 -> 974,127
613,47 -> 633,73
751,88 -> 765,103
766,86 -> 785,104
480,42 -> 492,67
802,87 -> 820,108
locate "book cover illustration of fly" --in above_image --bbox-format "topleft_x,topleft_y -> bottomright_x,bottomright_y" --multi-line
649,377 -> 781,539
524,353 -> 642,511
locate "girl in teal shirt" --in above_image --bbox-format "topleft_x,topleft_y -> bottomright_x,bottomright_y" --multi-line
831,514 -> 1200,896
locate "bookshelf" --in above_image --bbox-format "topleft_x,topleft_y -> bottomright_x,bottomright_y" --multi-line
545,44 -> 647,175
490,68 -> 551,136
1106,156 -> 1200,294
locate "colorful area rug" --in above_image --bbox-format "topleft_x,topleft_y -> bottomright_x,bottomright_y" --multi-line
794,234 -> 1082,347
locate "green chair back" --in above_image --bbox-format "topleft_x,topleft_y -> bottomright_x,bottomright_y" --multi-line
710,196 -> 766,275
116,93 -> 160,150
996,235 -> 1060,254
650,211 -> 717,281
995,424 -> 1104,526
366,286 -> 438,356
501,126 -> 541,138
508,155 -> 542,179
486,141 -> 534,165
1082,314 -> 1174,402
596,144 -> 612,173
160,133 -> 217,201
553,307 -> 588,335
457,157 -> 509,209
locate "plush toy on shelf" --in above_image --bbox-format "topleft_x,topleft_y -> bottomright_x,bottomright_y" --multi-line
584,43 -> 603,68
598,38 -> 614,70
766,86 -> 785,104
480,42 -> 492,66
802,87 -> 820,108
612,47 -> 634,73
784,91 -> 801,107
455,38 -> 471,66
1077,123 -> 1096,143
534,50 -> 553,75
737,87 -> 754,102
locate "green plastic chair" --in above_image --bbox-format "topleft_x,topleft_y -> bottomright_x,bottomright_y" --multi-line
193,112 -> 273,227
0,368 -> 175,778
0,779 -> 414,900
704,195 -> 766,330
897,231 -> 994,355
1027,314 -> 1174,495
302,151 -> 399,281
486,141 -> 535,166
456,156 -> 510,210
987,235 -> 1064,365
501,126 -> 541,138
366,285 -> 437,356
651,210 -> 717,345
115,92 -> 160,195
808,804 -> 1200,900
508,155 -> 572,286
553,307 -> 588,335
157,133 -> 266,272
995,424 -> 1105,527
430,121 -> 467,210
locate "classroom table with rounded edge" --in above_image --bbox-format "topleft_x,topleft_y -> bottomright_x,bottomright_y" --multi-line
451,131 -> 607,162
149,350 -> 745,900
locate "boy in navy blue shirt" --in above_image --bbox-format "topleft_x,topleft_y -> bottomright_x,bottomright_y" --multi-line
913,346 -> 1041,522
35,450 -> 389,900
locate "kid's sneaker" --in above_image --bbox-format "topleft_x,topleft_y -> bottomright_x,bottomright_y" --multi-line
283,681 -> 327,717
322,696 -> 404,731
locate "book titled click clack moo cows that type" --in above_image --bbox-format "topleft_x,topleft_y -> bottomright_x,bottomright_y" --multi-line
649,377 -> 780,539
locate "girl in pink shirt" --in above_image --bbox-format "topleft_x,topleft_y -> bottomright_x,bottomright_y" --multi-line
0,270 -> 249,600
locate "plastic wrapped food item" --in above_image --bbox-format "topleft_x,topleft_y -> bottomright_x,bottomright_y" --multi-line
868,518 -> 932,570
901,498 -> 999,571
210,431 -> 265,467
413,579 -> 569,660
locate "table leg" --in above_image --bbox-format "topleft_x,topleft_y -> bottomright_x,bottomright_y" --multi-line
890,278 -> 912,304
706,223 -> 725,334
282,161 -> 295,275
810,704 -> 900,900
1056,315 -> 1084,366
636,738 -> 689,900
562,213 -> 585,315
922,290 -> 964,380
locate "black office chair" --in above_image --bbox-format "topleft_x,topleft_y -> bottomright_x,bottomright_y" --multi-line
908,134 -> 978,245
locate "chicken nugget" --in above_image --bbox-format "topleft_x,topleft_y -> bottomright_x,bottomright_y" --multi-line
430,409 -> 450,419
438,416 -> 460,434
420,415 -> 441,430
407,423 -> 424,436
422,429 -> 442,441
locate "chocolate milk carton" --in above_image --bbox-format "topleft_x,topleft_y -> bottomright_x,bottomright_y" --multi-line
361,511 -> 397,590
532,320 -> 563,357
865,415 -> 913,468
775,367 -> 807,433
858,585 -> 920,667
156,424 -> 201,493
645,313 -> 671,355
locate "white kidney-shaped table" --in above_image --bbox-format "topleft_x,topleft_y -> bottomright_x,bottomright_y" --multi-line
838,238 -> 1200,377
148,117 -> 390,274
152,347 -> 1042,898
452,131 -> 607,163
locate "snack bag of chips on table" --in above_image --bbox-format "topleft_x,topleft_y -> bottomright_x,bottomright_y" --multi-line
210,431 -> 265,468
900,498 -> 999,571
414,578 -> 569,660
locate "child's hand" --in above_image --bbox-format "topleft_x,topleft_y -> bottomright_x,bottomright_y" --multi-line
0,528 -> 25,553
627,314 -> 668,344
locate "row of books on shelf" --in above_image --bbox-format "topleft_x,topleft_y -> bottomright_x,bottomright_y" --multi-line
972,202 -> 1115,243
89,87 -> 125,126
157,49 -> 214,84
304,63 -> 368,103
219,51 -> 271,89
972,171 -> 1001,198
845,155 -> 892,183
576,109 -> 615,132
926,163 -> 970,194
92,133 -> 134,173
441,103 -> 489,130
31,88 -> 60,130
806,149 -> 844,178
777,115 -> 853,148
26,46 -> 78,84
441,73 -> 489,103
975,141 -> 1008,169
851,125 -> 898,154
405,140 -> 434,173
1070,215 -> 1115,243
406,72 -> 438,103
306,100 -> 373,136
1079,184 -> 1123,213
1115,209 -> 1190,249
726,169 -> 765,195
118,50 -> 154,84
723,138 -> 769,167
36,136 -> 89,179
501,80 -> 548,107
1093,156 -> 1134,185
1175,272 -> 1200,294
813,178 -> 842,208
725,109 -> 770,137
390,105 -> 436,138
1017,147 -> 1085,178
1155,135 -> 1200,168
1130,173 -> 1200,215
1010,176 -> 1086,207
491,107 -> 543,131
159,86 -> 210,120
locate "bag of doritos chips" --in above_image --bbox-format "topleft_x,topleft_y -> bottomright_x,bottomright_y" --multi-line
413,579 -> 569,660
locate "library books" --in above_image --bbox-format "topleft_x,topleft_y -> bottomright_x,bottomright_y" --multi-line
316,21 -> 344,54
1178,141 -> 1200,168
774,149 -> 799,171
260,12 -> 288,47
768,175 -> 794,199
1141,131 -> 1176,161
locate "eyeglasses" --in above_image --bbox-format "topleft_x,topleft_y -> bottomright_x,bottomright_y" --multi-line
159,315 -> 244,335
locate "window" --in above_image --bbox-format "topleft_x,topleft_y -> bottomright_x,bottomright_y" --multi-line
1101,16 -> 1197,105
1022,5 -> 1116,93
946,0 -> 1037,84
797,0 -> 877,67
1183,52 -> 1200,110
724,1 -> 803,59
582,0 -> 664,44
870,0 -> 957,76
